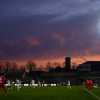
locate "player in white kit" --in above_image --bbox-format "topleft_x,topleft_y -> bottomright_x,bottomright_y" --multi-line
67,80 -> 71,88
16,79 -> 21,91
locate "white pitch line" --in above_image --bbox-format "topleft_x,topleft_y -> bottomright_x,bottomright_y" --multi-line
83,88 -> 100,100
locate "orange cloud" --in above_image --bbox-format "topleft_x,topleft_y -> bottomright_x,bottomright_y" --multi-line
1,54 -> 100,68
72,54 -> 100,65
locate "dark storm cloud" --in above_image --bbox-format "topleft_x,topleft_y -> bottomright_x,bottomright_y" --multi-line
0,0 -> 100,60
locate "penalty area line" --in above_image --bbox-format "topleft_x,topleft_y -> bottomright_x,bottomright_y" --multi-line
83,88 -> 100,100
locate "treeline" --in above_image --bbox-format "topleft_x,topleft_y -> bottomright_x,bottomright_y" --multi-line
0,61 -> 77,82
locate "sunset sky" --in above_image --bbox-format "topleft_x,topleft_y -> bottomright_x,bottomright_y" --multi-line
1,0 -> 100,67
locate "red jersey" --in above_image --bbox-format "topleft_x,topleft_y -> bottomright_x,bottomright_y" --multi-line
85,80 -> 93,90
89,80 -> 93,85
86,80 -> 90,84
86,80 -> 93,85
0,75 -> 6,84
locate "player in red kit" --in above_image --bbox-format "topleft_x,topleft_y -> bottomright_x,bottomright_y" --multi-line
89,80 -> 93,90
0,73 -> 7,94
85,79 -> 93,90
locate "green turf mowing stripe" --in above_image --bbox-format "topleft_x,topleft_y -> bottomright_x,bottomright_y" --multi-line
0,86 -> 98,100
83,88 -> 100,100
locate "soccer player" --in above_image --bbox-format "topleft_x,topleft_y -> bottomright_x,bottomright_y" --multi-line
16,79 -> 21,91
89,80 -> 93,90
31,80 -> 35,86
85,79 -> 93,90
6,80 -> 11,89
0,73 -> 7,94
7,80 -> 11,87
67,80 -> 71,88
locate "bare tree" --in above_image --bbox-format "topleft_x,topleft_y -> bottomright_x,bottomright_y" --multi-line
26,61 -> 37,72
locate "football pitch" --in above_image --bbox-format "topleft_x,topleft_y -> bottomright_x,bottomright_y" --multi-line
0,86 -> 100,100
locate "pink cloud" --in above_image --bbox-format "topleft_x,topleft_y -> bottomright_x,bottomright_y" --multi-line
26,36 -> 40,47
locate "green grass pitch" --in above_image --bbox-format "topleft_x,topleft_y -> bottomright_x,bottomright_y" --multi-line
0,86 -> 100,100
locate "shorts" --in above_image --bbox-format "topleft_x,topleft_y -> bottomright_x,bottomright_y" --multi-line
0,84 -> 5,88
